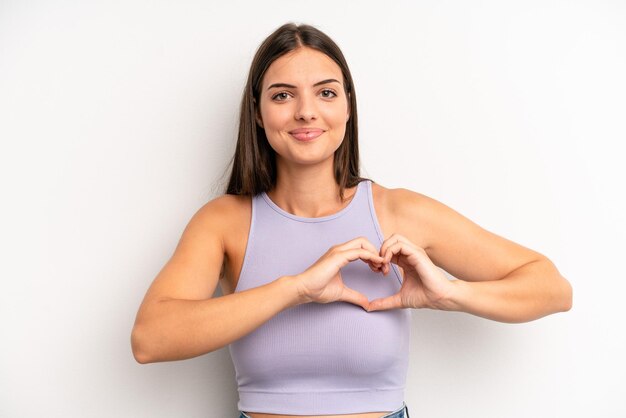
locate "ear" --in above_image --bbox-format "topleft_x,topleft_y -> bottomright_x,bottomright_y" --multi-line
253,98 -> 264,128
346,94 -> 351,122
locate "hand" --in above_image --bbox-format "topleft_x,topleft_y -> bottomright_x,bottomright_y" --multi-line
295,237 -> 385,310
368,233 -> 455,312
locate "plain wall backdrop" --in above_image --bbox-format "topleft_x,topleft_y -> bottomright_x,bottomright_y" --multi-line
1,0 -> 624,417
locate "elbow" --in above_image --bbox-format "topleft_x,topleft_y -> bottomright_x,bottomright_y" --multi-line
559,277 -> 573,313
132,348 -> 152,365
542,258 -> 573,314
131,324 -> 156,364
550,272 -> 573,314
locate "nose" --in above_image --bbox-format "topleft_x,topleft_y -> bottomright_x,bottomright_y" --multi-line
294,94 -> 317,121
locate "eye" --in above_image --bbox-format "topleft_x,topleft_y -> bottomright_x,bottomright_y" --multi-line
271,92 -> 291,101
320,89 -> 337,99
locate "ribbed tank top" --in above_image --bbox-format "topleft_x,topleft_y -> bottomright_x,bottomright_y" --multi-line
228,179 -> 411,415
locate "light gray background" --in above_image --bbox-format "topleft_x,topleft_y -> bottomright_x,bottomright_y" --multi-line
1,1 -> 624,417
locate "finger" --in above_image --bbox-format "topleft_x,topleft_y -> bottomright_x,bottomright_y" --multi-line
334,250 -> 384,282
383,242 -> 438,281
334,237 -> 385,272
383,240 -> 420,265
368,256 -> 384,270
367,261 -> 383,273
332,240 -> 385,274
379,233 -> 417,258
367,293 -> 404,312
340,248 -> 384,267
357,237 -> 382,258
339,285 -> 370,311
334,236 -> 380,255
382,242 -> 402,265
379,242 -> 411,276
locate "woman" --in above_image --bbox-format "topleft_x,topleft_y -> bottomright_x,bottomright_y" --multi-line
131,23 -> 573,418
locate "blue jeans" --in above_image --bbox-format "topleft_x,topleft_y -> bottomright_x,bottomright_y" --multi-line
239,402 -> 410,418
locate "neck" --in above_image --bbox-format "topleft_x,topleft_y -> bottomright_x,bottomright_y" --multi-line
268,159 -> 355,218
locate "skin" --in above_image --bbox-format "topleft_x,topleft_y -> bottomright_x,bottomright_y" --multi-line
131,46 -> 573,418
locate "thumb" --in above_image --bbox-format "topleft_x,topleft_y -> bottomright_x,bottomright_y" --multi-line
339,285 -> 370,311
367,293 -> 403,312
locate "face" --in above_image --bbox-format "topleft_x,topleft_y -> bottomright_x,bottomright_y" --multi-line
257,47 -> 350,168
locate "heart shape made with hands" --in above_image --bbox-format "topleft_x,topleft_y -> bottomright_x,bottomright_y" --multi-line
347,234 -> 454,312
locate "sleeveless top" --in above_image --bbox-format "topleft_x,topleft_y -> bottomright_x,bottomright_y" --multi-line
228,179 -> 411,415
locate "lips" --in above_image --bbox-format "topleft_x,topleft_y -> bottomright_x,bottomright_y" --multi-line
289,128 -> 324,141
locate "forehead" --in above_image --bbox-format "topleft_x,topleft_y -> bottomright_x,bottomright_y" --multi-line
262,47 -> 343,86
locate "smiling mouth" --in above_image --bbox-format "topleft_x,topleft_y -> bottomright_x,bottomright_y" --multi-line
289,128 -> 324,141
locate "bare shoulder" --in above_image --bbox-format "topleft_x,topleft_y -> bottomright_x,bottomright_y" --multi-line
389,186 -> 449,249
382,184 -> 486,252
213,193 -> 251,231
370,182 -> 432,249
371,181 -> 432,210
205,193 -> 252,240
380,184 -> 546,282
192,193 -> 251,261
141,193 -> 251,303
374,182 -> 496,253
195,193 -> 252,292
193,193 -> 250,231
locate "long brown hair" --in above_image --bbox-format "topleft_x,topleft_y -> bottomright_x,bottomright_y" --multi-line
223,23 -> 370,201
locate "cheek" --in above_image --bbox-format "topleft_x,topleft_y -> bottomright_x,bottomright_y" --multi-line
324,103 -> 350,127
260,104 -> 290,130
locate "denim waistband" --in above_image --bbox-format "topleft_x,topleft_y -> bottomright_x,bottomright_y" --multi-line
239,402 -> 409,418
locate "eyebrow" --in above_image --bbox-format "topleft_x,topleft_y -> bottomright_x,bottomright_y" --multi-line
266,79 -> 341,90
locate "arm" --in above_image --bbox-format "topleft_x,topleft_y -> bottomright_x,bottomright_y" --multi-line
130,197 -> 301,364
443,256 -> 572,323
131,197 -> 381,363
393,189 -> 572,323
132,277 -> 302,363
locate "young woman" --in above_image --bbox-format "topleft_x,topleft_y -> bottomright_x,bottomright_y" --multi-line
131,23 -> 573,418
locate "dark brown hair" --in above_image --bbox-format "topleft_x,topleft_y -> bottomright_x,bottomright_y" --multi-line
223,23 -> 370,201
